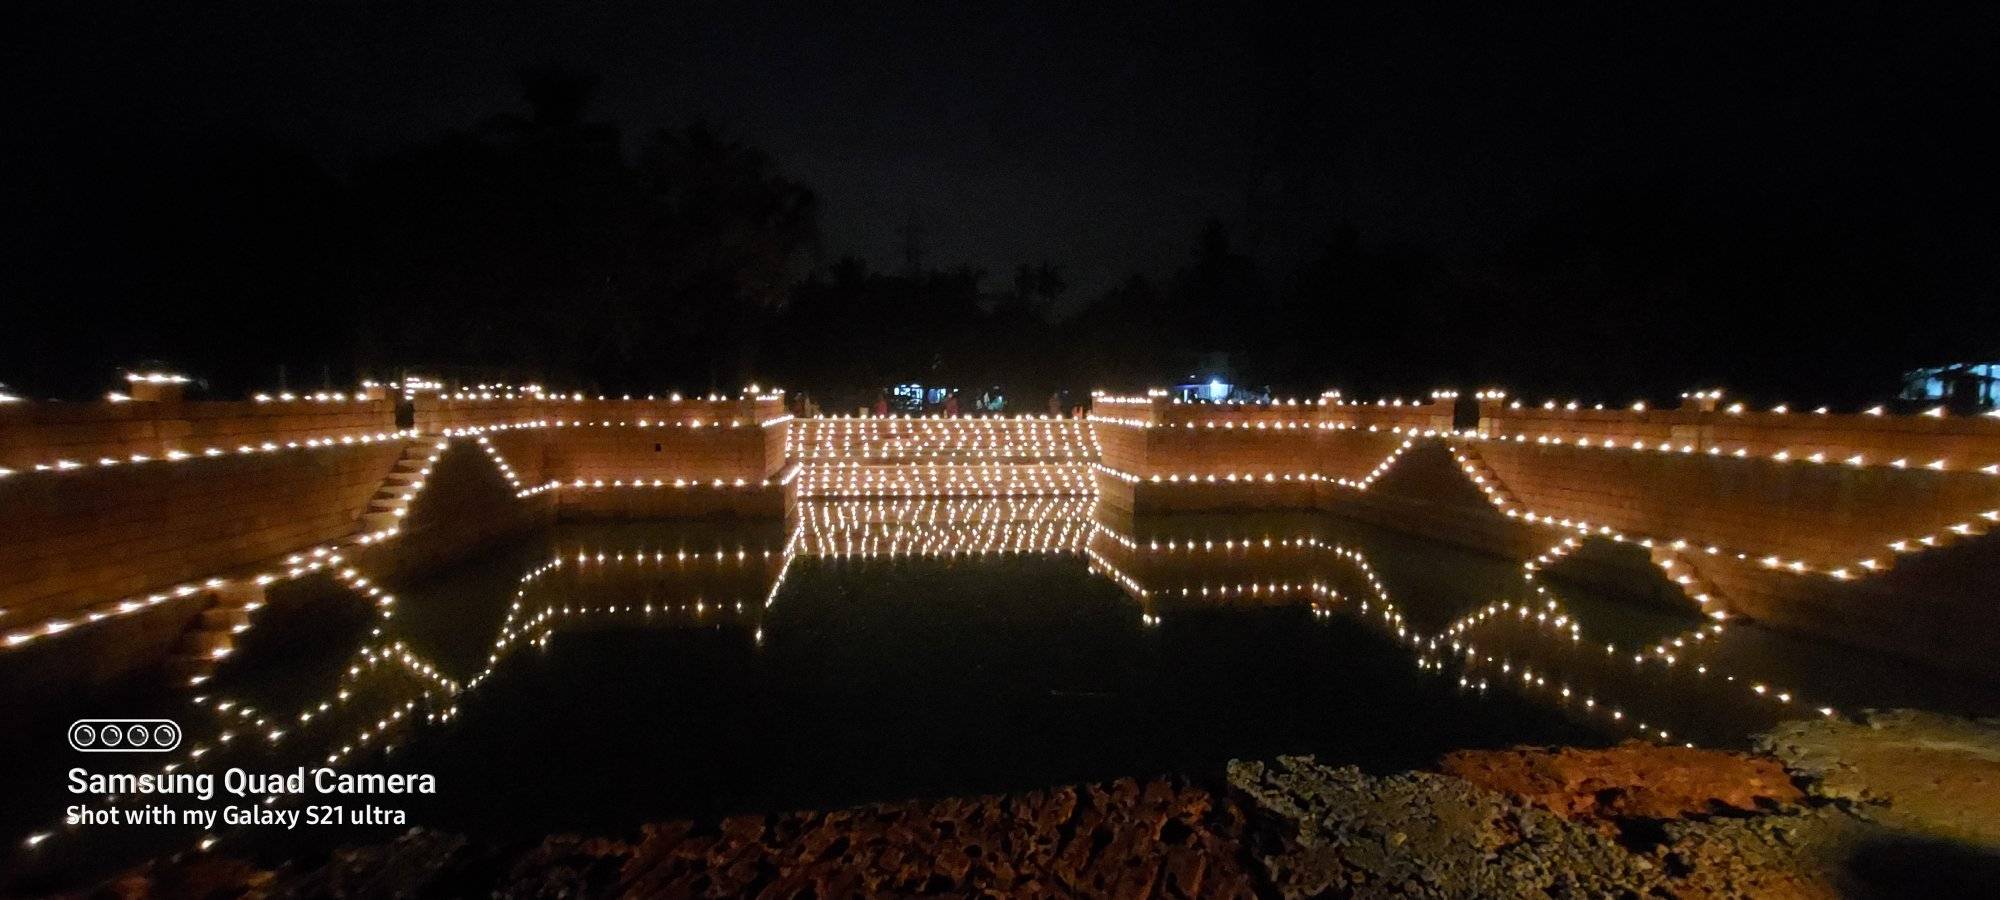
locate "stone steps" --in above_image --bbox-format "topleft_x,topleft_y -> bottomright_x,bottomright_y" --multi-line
354,439 -> 442,537
166,582 -> 267,687
1451,444 -> 1522,511
1650,544 -> 1727,616
794,462 -> 1097,499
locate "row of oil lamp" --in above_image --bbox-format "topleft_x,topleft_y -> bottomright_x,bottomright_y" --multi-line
1452,441 -> 1996,580
19,498 -> 1838,856
15,372 -> 1996,426
8,392 -> 1988,657
1094,526 -> 1823,745
1089,438 -> 1413,492
1460,427 -> 2000,477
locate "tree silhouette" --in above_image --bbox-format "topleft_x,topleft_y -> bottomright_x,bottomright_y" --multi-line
342,72 -> 817,391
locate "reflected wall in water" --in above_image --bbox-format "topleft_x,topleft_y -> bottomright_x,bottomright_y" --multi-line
8,492 -> 1996,882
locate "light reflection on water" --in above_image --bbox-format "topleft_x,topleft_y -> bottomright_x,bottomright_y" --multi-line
8,497 -> 1996,879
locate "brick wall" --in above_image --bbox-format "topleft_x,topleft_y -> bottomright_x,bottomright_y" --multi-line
415,395 -> 790,483
1093,419 -> 1153,473
1091,394 -> 1997,582
1465,438 -> 1997,568
1091,397 -> 1320,479
1674,538 -> 2000,675
5,388 -> 1996,686
0,392 -> 798,689
354,440 -> 558,581
546,424 -> 780,482
1088,393 -> 2000,676
0,398 -> 400,471
0,440 -> 403,628
1312,429 -> 1415,485
1089,396 -> 1448,511
482,428 -> 552,486
414,394 -> 786,431
0,395 -> 409,640
1319,441 -> 1552,562
1322,397 -> 1456,433
1477,397 -> 2000,468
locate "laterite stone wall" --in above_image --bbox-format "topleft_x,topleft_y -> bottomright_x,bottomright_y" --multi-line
0,398 -> 399,471
0,439 -> 402,627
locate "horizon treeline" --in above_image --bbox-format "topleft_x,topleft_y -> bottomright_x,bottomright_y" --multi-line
6,69 -> 1990,409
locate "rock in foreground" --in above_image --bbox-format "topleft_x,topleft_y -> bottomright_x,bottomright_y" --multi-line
1437,741 -> 1804,822
1759,708 -> 2000,848
88,715 -> 2000,899
104,778 -> 1260,899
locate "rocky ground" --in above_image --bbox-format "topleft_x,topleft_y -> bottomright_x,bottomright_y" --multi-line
1758,708 -> 2000,848
1233,755 -> 1854,897
72,710 -> 2000,898
92,780 -> 1261,899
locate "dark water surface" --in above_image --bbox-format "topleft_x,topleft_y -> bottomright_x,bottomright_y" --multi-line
6,498 -> 1996,886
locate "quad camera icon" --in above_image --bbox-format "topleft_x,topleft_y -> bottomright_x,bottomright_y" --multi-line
69,719 -> 182,752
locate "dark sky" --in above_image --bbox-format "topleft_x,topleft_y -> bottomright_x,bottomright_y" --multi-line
12,1 -> 1995,303
5,1 -> 1999,404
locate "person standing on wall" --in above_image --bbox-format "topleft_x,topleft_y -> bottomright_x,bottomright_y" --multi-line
944,391 -> 960,417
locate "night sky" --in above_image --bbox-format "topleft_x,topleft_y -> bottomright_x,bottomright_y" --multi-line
5,2 -> 1998,397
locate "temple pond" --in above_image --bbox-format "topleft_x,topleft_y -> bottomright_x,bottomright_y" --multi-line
6,499 -> 1994,879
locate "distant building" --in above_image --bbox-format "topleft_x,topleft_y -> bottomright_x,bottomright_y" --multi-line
888,382 -> 983,413
889,383 -> 948,412
1900,361 -> 1999,410
1172,352 -> 1269,404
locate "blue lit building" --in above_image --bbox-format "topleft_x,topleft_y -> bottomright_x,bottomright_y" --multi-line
1900,361 -> 1998,410
1171,353 -> 1269,404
